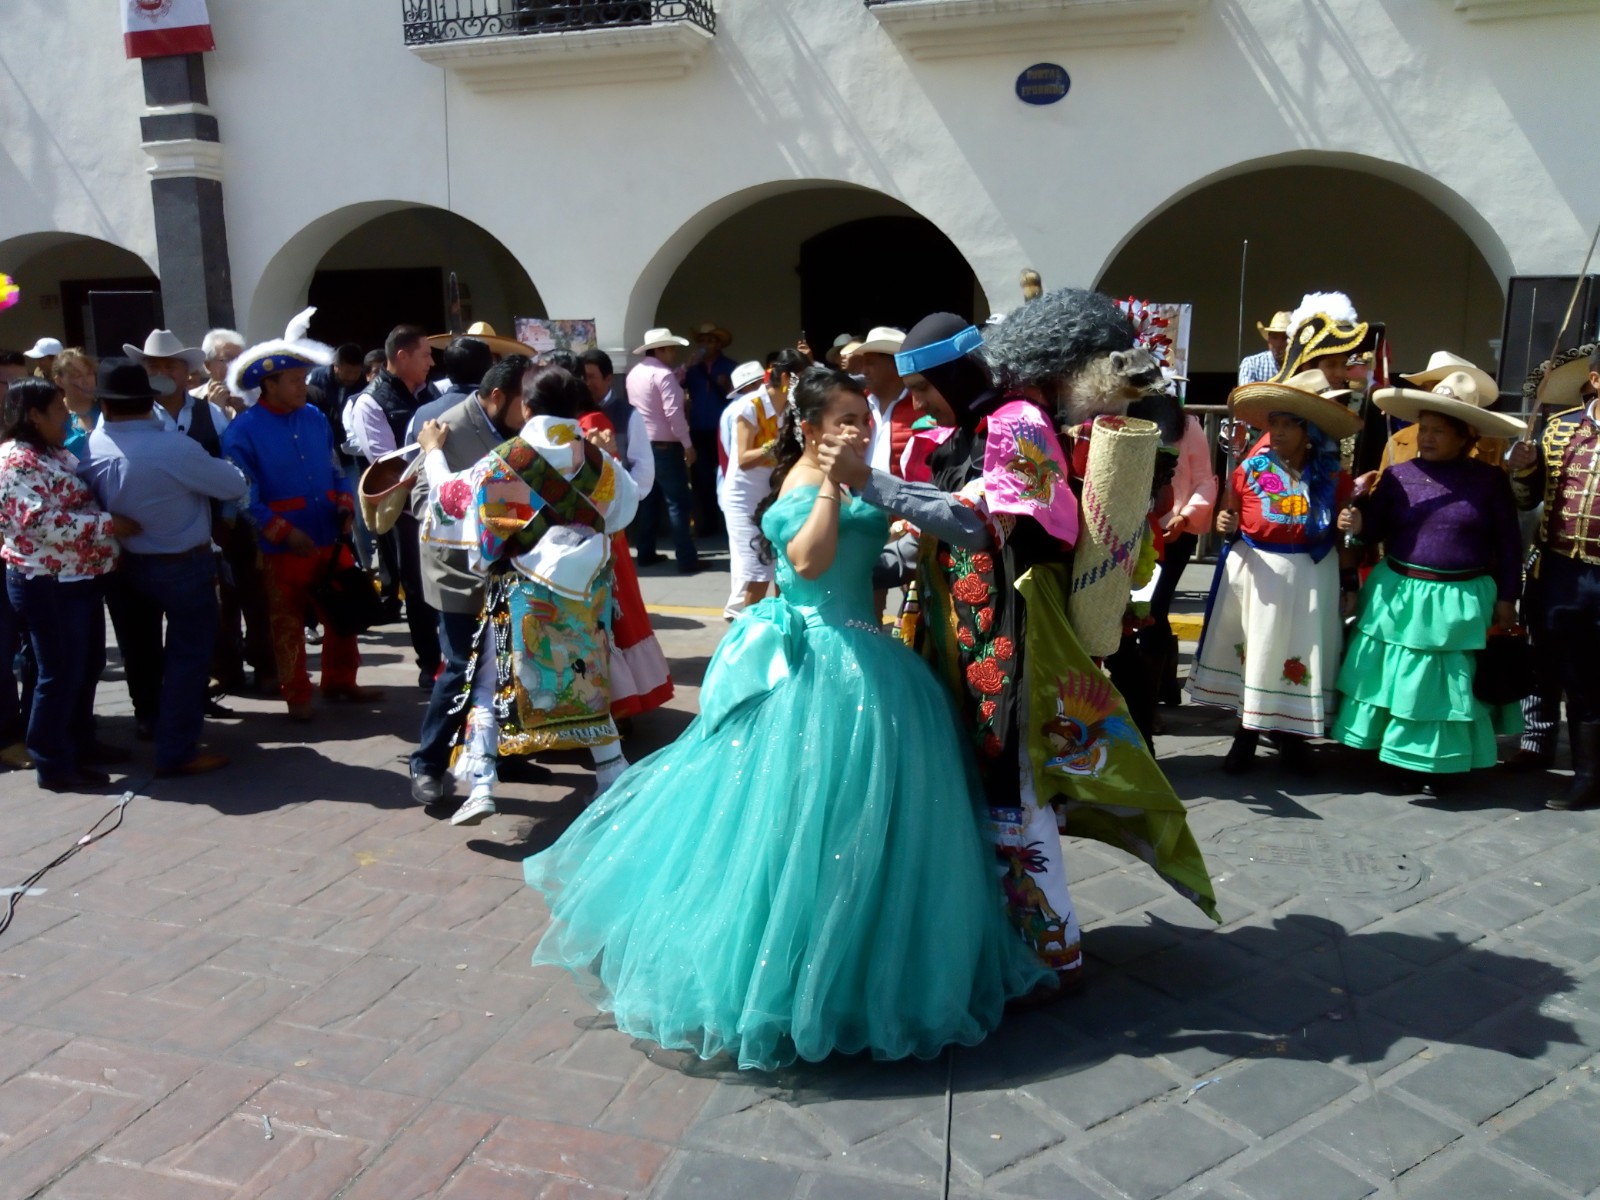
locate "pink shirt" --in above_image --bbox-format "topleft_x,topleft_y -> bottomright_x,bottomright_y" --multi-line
626,356 -> 690,449
1171,416 -> 1218,531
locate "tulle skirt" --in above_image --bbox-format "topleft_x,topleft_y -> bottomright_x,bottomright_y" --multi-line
524,603 -> 1051,1070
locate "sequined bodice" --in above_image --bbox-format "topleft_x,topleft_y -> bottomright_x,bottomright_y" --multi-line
761,485 -> 889,629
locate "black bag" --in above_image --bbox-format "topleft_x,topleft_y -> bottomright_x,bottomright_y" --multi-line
1474,629 -> 1536,706
310,538 -> 386,638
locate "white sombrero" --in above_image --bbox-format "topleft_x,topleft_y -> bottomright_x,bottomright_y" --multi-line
1372,371 -> 1528,439
1229,369 -> 1361,439
634,327 -> 689,355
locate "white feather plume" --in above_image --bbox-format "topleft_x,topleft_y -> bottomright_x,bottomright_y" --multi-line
284,306 -> 317,343
1288,291 -> 1358,335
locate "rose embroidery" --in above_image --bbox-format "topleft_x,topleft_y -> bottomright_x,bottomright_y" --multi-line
437,477 -> 473,520
977,606 -> 994,634
956,626 -> 976,649
971,552 -> 994,574
952,573 -> 989,605
979,700 -> 997,721
966,657 -> 1007,696
1282,657 -> 1309,687
1255,471 -> 1284,495
991,636 -> 1016,662
981,732 -> 1004,758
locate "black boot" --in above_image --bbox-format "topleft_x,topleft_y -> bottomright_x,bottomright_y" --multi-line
1222,728 -> 1259,774
1549,720 -> 1600,811
1269,731 -> 1315,776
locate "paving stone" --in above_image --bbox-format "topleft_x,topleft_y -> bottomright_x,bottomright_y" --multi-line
477,1114 -> 672,1191
799,1174 -> 939,1200
39,1160 -> 237,1199
1194,1057 -> 1360,1136
1073,874 -> 1171,919
1021,1055 -> 1177,1129
1494,1085 -> 1600,1193
1226,1140 -> 1376,1200
1401,1154 -> 1567,1199
1307,1095 -> 1461,1177
1392,1047 -> 1557,1125
652,1150 -> 803,1200
1365,965 -> 1527,1039
1075,1107 -> 1245,1200
989,1157 -> 1117,1199
1436,882 -> 1548,932
1122,938 -> 1264,1002
687,1099 -> 833,1161
593,1063 -> 718,1143
1288,939 -> 1416,997
1218,970 -> 1345,1033
1514,916 -> 1600,967
944,1093 -> 1065,1178
838,1129 -> 944,1186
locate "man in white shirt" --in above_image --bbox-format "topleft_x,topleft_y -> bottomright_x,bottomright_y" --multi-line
857,327 -> 912,477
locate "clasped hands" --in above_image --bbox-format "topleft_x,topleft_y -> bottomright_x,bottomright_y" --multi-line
814,428 -> 871,489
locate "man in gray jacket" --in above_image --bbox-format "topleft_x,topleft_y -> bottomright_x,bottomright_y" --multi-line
408,354 -> 531,817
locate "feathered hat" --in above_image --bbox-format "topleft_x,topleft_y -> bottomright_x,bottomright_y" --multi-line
1271,291 -> 1370,383
227,307 -> 335,405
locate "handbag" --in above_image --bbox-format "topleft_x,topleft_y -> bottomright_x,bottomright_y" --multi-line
1474,625 -> 1536,706
310,537 -> 386,638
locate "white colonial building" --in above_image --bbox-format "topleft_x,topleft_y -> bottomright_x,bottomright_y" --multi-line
3,0 -> 1596,398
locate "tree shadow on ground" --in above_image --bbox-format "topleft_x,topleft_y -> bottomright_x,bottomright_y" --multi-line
634,914 -> 1584,1104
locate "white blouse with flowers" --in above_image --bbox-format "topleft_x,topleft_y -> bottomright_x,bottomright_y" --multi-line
0,442 -> 118,579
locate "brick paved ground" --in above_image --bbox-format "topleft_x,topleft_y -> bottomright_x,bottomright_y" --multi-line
0,557 -> 1597,1199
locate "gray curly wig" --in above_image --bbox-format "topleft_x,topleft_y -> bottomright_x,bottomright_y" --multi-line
981,287 -> 1136,390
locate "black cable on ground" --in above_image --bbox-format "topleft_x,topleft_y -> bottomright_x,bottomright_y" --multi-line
0,786 -> 139,941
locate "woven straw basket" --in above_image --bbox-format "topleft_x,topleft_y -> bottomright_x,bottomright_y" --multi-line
1067,415 -> 1159,657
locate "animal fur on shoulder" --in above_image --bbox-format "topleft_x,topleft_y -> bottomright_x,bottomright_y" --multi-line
982,287 -> 1163,427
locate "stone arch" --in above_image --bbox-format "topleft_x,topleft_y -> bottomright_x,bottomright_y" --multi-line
0,231 -> 158,352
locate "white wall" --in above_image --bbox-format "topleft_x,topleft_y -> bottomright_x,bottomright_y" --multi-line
4,0 -> 1596,359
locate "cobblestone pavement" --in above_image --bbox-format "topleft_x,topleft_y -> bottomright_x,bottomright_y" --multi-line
0,555 -> 1596,1199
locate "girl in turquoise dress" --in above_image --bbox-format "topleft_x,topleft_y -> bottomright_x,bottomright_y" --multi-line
524,367 -> 1051,1071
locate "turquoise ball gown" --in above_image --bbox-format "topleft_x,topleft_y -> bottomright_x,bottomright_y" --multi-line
524,484 -> 1050,1070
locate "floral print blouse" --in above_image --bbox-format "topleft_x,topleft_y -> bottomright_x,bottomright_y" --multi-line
0,441 -> 118,578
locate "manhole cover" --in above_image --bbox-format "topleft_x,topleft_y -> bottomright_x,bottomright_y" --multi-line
1212,825 -> 1425,896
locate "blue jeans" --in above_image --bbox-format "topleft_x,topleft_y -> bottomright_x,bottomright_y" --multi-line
345,461 -> 376,571
634,444 -> 699,569
7,572 -> 105,780
0,578 -> 24,744
411,608 -> 480,778
121,550 -> 219,770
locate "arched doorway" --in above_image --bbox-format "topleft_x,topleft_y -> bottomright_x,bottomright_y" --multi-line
251,205 -> 545,353
0,232 -> 159,355
649,185 -> 986,365
1096,159 -> 1508,404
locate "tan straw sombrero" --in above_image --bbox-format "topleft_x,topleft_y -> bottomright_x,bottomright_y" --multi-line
1229,369 -> 1361,439
1373,371 -> 1528,439
1399,350 -> 1497,398
359,447 -> 422,536
426,322 -> 533,358
1256,310 -> 1293,339
1523,342 -> 1597,412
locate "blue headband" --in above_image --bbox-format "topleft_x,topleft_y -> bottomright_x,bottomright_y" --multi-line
895,325 -> 984,376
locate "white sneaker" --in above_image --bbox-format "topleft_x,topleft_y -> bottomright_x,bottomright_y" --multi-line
450,793 -> 496,826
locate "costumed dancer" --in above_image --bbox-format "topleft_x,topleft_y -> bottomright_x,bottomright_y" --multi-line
522,367 -> 1052,1070
1508,344 -> 1600,810
718,353 -> 801,619
1503,344 -> 1594,773
416,366 -> 638,823
829,300 -> 1218,993
1187,367 -> 1359,773
577,381 -> 673,721
1332,372 -> 1527,788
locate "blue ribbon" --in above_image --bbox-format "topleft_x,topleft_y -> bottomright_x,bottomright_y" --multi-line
697,598 -> 808,734
895,325 -> 984,376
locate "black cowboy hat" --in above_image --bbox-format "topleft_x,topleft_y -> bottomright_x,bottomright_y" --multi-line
94,358 -> 159,403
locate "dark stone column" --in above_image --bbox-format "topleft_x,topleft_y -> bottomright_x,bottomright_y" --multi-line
139,54 -> 235,341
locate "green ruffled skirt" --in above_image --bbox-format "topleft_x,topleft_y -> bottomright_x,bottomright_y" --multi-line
1332,560 -> 1521,773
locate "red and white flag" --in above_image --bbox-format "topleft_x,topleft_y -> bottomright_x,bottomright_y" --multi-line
122,0 -> 215,59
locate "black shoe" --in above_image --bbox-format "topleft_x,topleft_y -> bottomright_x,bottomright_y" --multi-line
1270,731 -> 1315,776
39,767 -> 111,793
377,598 -> 404,624
410,769 -> 446,806
1502,747 -> 1555,772
205,698 -> 235,719
635,552 -> 665,568
1549,720 -> 1600,810
81,742 -> 133,766
1222,729 -> 1259,774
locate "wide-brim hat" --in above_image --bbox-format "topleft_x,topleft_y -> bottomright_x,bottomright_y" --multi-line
427,321 -> 532,358
634,327 -> 689,355
359,447 -> 422,536
1523,342 -> 1596,411
1373,371 -> 1528,439
692,322 -> 732,347
856,326 -> 906,356
25,337 -> 63,359
1400,350 -> 1497,399
124,329 -> 204,370
227,337 -> 335,399
730,360 -> 765,393
1230,371 -> 1362,439
1255,311 -> 1292,339
93,358 -> 158,403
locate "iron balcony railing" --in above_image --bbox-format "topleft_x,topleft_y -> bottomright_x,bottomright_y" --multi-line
402,0 -> 716,44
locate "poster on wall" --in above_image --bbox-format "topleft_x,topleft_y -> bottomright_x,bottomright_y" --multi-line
515,318 -> 597,362
1117,299 -> 1192,398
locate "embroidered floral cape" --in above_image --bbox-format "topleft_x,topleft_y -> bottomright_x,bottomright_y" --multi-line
0,442 -> 118,577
